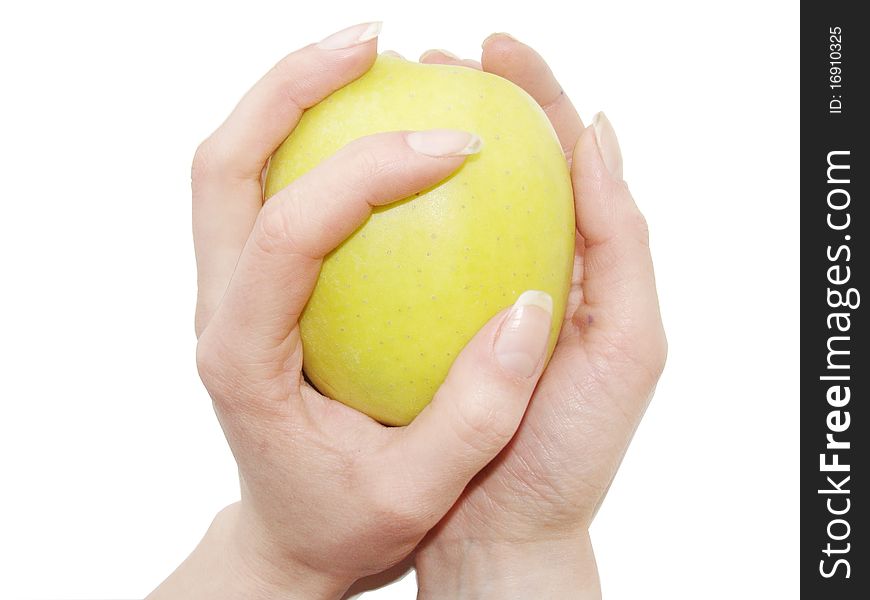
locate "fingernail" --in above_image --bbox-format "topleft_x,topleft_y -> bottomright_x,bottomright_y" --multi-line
482,32 -> 518,48
592,111 -> 624,180
406,129 -> 482,157
317,21 -> 382,50
420,48 -> 460,61
494,290 -> 553,378
381,50 -> 404,59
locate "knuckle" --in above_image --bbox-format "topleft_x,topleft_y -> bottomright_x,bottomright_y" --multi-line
626,208 -> 650,246
195,329 -> 266,415
269,50 -> 361,115
452,386 -> 515,453
191,138 -> 216,188
594,325 -> 667,391
368,481 -> 428,539
269,52 -> 297,78
256,191 -> 327,262
192,134 -> 251,187
347,141 -> 391,180
255,199 -> 293,252
195,330 -> 226,392
325,140 -> 397,207
271,49 -> 313,78
651,330 -> 669,378
254,193 -> 311,258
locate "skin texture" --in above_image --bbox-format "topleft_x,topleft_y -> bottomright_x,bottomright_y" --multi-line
150,23 -> 666,600
149,23 -> 556,600
413,36 -> 667,599
266,56 -> 575,425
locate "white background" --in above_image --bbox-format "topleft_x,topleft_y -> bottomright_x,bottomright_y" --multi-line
0,0 -> 799,598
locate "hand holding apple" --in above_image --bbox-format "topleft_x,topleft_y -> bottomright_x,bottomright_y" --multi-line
413,36 -> 668,600
266,54 -> 576,425
149,23 -> 557,600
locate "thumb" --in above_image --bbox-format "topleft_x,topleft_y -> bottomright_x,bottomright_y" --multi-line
384,290 -> 553,516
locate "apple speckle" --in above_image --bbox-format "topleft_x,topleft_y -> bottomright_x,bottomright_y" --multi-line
275,58 -> 576,425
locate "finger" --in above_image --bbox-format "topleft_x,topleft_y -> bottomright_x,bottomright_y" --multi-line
573,112 -> 666,370
383,290 -> 553,517
192,21 -> 382,335
205,21 -> 383,179
419,49 -> 482,70
381,50 -> 406,59
481,33 -> 583,160
211,129 -> 482,351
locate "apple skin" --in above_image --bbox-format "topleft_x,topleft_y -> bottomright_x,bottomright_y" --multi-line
265,56 -> 575,426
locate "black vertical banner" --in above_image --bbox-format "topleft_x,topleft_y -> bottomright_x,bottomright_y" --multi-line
802,2 -> 868,597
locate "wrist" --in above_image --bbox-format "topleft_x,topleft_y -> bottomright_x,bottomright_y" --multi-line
148,503 -> 352,600
415,530 -> 601,600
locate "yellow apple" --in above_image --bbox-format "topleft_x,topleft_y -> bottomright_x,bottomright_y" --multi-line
265,56 -> 575,425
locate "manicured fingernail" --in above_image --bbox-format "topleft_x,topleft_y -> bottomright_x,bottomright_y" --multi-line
318,22 -> 382,50
420,48 -> 460,61
494,290 -> 553,378
406,130 -> 482,157
592,111 -> 624,180
482,32 -> 518,48
381,50 -> 404,59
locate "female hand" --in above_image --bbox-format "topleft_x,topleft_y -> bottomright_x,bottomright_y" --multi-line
149,24 -> 555,599
414,36 -> 668,599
